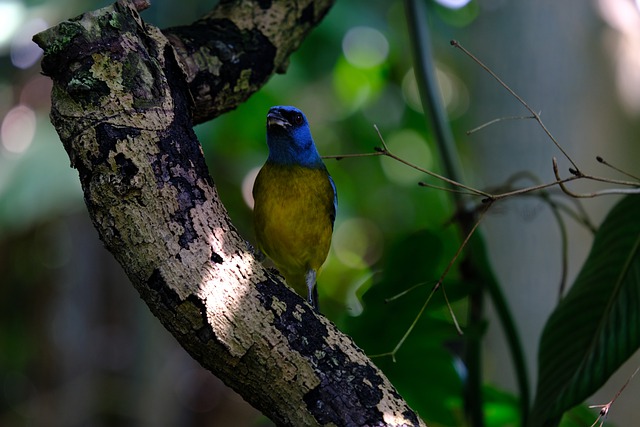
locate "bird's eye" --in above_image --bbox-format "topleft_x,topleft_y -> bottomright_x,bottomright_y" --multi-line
293,113 -> 304,125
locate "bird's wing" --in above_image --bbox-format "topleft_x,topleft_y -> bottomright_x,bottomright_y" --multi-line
328,174 -> 337,228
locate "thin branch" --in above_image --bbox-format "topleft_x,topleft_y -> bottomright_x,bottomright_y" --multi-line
588,366 -> 640,427
487,171 -> 595,234
373,125 -> 492,198
553,158 -> 640,198
466,115 -> 536,135
419,181 -> 480,196
597,156 -> 640,181
488,168 -> 639,201
487,176 -> 581,202
370,282 -> 439,363
325,131 -> 639,204
496,172 -> 570,298
384,280 -> 436,303
371,202 -> 492,362
584,174 -> 640,188
568,187 -> 640,197
451,39 -> 581,173
322,152 -> 385,160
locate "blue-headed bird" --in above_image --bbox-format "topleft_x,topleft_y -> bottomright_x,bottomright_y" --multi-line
252,106 -> 337,309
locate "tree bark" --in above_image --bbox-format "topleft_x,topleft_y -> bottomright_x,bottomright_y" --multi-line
33,1 -> 426,425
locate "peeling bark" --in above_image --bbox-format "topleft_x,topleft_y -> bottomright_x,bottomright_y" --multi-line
33,0 -> 426,425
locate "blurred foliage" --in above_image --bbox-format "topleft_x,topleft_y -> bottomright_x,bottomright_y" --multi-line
0,0 -> 636,426
342,228 -> 466,425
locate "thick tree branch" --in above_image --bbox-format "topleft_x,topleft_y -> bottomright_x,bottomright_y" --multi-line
33,1 -> 425,425
164,0 -> 333,124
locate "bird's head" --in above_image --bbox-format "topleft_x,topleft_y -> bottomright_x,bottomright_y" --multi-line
265,106 -> 323,167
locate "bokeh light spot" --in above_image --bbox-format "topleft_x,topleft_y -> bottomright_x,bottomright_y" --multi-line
333,58 -> 372,113
402,68 -> 423,113
379,129 -> 432,186
402,66 -> 469,118
0,1 -> 25,49
434,0 -> 472,9
435,64 -> 470,118
342,26 -> 389,69
598,0 -> 640,114
20,74 -> 53,109
2,105 -> 36,154
11,18 -> 48,69
333,218 -> 384,268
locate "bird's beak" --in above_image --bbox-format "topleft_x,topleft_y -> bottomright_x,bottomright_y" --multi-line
267,110 -> 290,128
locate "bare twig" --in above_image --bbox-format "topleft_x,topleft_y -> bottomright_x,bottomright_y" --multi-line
597,156 -> 640,181
373,125 -> 493,199
384,281 -> 436,303
466,114 -> 536,135
418,181 -> 479,196
370,202 -> 492,362
325,128 -> 639,204
487,176 -> 581,202
553,158 -> 640,198
369,280 -> 439,363
487,171 -> 596,233
588,366 -> 640,427
451,39 -> 581,173
322,152 -> 385,160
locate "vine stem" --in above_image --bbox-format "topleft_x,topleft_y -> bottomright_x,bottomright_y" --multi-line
405,1 -> 486,426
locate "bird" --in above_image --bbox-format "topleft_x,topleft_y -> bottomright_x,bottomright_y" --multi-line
252,106 -> 337,310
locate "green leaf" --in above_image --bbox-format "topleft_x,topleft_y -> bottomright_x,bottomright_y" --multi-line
531,195 -> 640,426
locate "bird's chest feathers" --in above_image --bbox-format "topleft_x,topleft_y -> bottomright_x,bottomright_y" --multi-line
255,166 -> 332,226
253,165 -> 334,260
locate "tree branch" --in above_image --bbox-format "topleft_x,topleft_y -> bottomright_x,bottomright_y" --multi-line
33,0 -> 424,425
164,0 -> 334,124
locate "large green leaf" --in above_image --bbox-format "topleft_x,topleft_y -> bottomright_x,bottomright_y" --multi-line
531,195 -> 640,426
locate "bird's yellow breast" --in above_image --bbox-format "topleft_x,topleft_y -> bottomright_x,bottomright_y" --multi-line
252,163 -> 335,295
